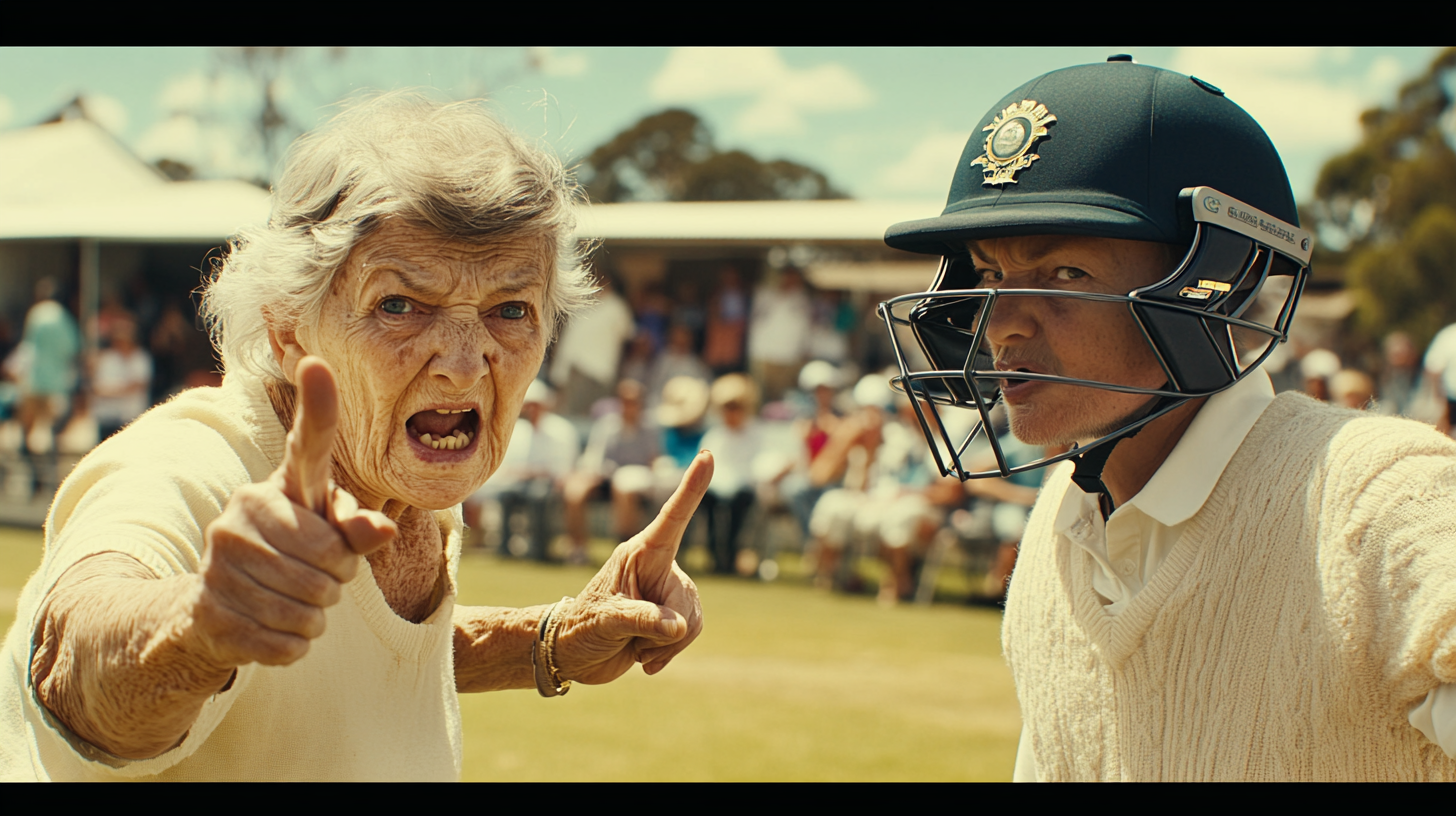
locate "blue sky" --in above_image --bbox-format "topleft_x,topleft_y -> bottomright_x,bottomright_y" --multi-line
0,47 -> 1442,205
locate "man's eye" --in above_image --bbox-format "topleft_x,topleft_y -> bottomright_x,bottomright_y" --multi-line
499,303 -> 527,320
1055,267 -> 1087,281
381,297 -> 413,315
976,268 -> 1003,283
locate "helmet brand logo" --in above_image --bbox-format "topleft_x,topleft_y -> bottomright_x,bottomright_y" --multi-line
971,100 -> 1057,187
1203,196 -> 1221,213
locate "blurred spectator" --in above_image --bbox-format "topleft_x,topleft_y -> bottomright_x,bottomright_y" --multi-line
1299,348 -> 1340,402
618,329 -> 657,398
699,374 -> 764,575
561,380 -> 663,565
782,360 -> 844,537
1330,369 -> 1376,411
633,282 -> 672,356
92,315 -> 154,439
673,280 -> 707,351
148,298 -> 195,403
646,323 -> 711,409
962,434 -> 1051,602
748,267 -> 812,403
550,274 -> 635,418
656,375 -> 710,470
16,278 -> 80,458
1377,331 -> 1424,418
808,291 -> 854,366
470,380 -> 579,561
1425,321 -> 1456,436
807,374 -> 893,591
703,265 -> 748,377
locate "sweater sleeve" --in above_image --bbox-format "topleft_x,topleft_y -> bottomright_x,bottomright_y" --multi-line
11,403 -> 269,778
1334,436 -> 1456,709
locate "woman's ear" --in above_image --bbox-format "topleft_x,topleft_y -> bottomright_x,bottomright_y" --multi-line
264,310 -> 309,385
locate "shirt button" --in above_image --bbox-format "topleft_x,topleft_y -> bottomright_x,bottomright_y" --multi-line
1119,561 -> 1135,577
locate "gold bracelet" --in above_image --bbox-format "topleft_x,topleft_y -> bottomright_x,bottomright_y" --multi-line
533,596 -> 573,697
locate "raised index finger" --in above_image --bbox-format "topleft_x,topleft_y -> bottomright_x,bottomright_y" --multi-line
640,451 -> 714,554
275,356 -> 339,515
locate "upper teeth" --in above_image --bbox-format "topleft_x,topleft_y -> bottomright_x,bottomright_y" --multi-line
434,408 -> 469,414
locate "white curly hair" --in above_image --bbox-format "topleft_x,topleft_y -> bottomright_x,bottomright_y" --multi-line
201,89 -> 595,381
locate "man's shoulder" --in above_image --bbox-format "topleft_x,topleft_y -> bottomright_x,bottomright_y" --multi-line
1242,391 -> 1456,482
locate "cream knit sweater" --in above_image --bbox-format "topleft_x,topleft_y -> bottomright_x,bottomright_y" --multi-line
1003,392 -> 1456,781
0,373 -> 463,781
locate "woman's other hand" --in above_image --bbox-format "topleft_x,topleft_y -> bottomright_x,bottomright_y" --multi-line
553,451 -> 712,683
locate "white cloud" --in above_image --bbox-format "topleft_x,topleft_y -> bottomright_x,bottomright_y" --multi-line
650,47 -> 874,137
82,94 -> 128,136
531,47 -> 588,78
873,129 -> 969,197
158,70 -> 260,115
136,113 -> 262,180
1170,47 -> 1365,151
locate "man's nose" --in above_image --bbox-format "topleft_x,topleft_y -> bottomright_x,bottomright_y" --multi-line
984,292 -> 1038,347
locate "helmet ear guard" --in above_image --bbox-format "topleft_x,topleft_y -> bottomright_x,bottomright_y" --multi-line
877,186 -> 1311,483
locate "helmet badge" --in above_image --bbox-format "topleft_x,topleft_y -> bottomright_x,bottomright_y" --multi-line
970,100 -> 1057,187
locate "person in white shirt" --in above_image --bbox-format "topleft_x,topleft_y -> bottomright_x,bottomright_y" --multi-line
92,315 -> 153,439
878,57 -> 1456,780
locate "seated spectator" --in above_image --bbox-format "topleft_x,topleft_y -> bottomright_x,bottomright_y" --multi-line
562,380 -> 663,565
646,323 -> 711,411
1377,331 -> 1423,418
962,434 -> 1054,603
1331,369 -> 1376,411
699,374 -> 765,575
467,380 -> 579,560
1300,348 -> 1341,402
781,360 -> 844,537
657,376 -> 710,469
807,374 -> 893,591
92,315 -> 154,440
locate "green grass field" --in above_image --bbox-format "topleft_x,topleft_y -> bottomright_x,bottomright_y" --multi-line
0,525 -> 1019,781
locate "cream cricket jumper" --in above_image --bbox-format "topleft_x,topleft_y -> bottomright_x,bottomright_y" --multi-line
1003,389 -> 1456,781
0,372 -> 463,781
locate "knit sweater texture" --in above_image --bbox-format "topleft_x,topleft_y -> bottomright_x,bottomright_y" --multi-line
1003,392 -> 1456,781
0,373 -> 463,781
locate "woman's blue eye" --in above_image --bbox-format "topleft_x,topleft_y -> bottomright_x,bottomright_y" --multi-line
500,304 -> 526,320
381,298 -> 412,315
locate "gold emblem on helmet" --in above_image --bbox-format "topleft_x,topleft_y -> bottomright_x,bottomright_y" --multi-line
971,100 -> 1057,187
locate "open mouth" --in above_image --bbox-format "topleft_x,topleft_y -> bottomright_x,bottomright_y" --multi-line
1002,368 -> 1032,388
405,408 -> 480,451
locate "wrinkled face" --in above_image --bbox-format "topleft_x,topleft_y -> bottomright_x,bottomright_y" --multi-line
970,235 -> 1174,446
288,219 -> 552,510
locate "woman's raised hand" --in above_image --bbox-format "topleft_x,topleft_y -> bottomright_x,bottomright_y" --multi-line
552,452 -> 713,684
191,356 -> 396,669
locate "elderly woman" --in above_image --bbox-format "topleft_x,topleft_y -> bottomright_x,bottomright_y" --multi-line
0,92 -> 710,781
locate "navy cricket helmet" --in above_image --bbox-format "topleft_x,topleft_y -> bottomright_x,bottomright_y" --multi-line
877,56 -> 1312,496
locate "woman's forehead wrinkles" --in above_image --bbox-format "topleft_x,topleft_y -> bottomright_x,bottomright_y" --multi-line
358,262 -> 547,298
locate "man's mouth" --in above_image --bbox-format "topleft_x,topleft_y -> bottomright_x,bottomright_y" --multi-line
405,408 -> 480,451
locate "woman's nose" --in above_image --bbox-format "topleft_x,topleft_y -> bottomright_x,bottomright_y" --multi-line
427,316 -> 490,390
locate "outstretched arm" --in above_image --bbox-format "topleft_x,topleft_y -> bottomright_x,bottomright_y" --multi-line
453,452 -> 712,693
30,357 -> 394,759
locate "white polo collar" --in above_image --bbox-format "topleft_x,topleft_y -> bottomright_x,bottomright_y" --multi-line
1053,368 -> 1276,533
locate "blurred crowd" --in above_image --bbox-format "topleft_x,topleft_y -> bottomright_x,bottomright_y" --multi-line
8,264 -> 1456,606
0,275 -> 218,500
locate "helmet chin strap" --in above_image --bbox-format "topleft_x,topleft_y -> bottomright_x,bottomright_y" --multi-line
1068,393 -> 1178,521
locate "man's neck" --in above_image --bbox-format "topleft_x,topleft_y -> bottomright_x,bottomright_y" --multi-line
1098,397 -> 1207,509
